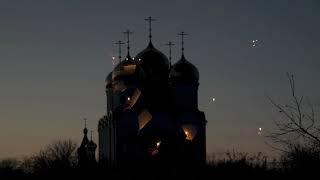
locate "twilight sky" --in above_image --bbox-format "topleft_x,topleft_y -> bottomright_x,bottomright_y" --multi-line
1,0 -> 320,159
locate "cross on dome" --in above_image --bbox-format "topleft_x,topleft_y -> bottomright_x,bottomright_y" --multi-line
178,31 -> 188,56
144,16 -> 156,42
115,40 -> 125,62
123,29 -> 133,58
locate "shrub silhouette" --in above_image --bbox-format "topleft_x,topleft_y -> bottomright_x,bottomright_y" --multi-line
280,143 -> 320,174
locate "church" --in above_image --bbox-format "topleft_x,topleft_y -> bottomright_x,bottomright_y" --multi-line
97,17 -> 207,167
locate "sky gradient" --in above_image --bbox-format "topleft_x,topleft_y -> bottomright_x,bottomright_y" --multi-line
1,0 -> 320,159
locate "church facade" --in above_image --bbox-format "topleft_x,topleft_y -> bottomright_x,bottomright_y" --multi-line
98,18 -> 207,167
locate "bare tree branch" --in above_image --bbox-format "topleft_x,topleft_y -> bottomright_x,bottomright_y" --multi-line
267,73 -> 320,150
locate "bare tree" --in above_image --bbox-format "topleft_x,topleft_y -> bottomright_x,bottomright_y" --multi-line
32,139 -> 77,172
46,139 -> 77,164
267,73 -> 320,151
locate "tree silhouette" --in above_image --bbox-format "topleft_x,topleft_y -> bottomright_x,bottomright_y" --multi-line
31,139 -> 77,174
0,158 -> 19,170
267,73 -> 320,150
267,73 -> 320,173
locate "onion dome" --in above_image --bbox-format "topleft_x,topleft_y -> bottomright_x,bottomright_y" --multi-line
87,140 -> 97,151
80,119 -> 89,147
82,118 -> 88,135
111,29 -> 145,86
111,54 -> 145,86
87,131 -> 97,151
135,42 -> 169,82
80,130 -> 89,148
169,54 -> 199,84
83,127 -> 88,135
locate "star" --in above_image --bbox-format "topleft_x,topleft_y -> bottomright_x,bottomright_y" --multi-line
257,127 -> 263,136
112,56 -> 116,65
251,39 -> 260,47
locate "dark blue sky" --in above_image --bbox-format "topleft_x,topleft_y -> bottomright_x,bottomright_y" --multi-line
1,0 -> 320,158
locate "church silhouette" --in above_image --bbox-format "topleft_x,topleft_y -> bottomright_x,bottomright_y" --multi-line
80,17 -> 206,168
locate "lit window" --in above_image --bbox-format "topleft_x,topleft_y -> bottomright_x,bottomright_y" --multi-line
148,140 -> 161,156
122,65 -> 136,75
182,124 -> 197,141
156,141 -> 161,148
123,89 -> 141,111
138,109 -> 152,130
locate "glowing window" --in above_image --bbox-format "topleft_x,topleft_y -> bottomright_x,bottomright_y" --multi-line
138,109 -> 152,130
122,64 -> 136,75
111,64 -> 136,80
182,124 -> 197,141
148,140 -> 161,156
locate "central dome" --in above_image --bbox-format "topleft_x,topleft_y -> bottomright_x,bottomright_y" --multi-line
135,42 -> 169,82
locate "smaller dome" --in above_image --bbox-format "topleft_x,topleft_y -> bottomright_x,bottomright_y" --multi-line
83,127 -> 88,135
170,55 -> 199,84
112,54 -> 135,79
111,54 -> 145,86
